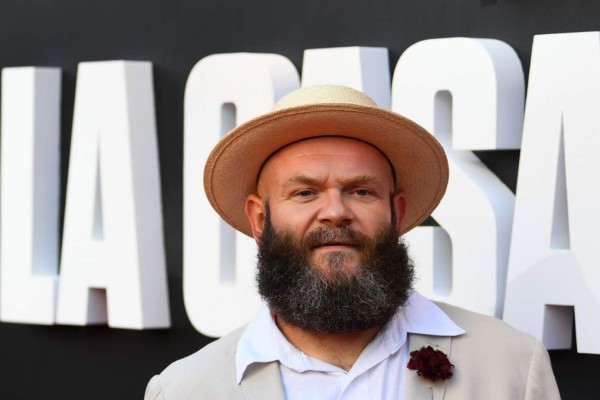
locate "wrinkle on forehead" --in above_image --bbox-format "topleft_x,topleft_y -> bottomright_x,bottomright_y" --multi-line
281,173 -> 384,189
257,136 -> 396,195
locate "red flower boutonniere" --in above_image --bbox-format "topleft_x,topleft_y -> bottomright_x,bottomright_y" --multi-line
407,346 -> 454,381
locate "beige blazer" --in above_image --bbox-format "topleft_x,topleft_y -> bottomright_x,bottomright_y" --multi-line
145,302 -> 560,400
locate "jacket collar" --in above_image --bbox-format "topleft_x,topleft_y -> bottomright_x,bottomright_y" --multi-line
239,361 -> 286,400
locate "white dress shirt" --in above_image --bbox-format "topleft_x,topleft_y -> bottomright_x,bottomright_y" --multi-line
236,292 -> 464,400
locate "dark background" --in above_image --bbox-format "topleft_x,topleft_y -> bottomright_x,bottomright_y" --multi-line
0,0 -> 598,398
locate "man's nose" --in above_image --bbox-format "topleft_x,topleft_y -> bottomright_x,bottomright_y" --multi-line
317,191 -> 354,226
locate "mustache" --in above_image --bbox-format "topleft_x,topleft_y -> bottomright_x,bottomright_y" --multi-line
303,226 -> 368,249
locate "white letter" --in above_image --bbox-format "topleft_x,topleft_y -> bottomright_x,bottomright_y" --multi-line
184,53 -> 299,337
504,32 -> 600,354
394,38 -> 524,317
57,61 -> 170,329
302,46 -> 391,108
0,67 -> 61,324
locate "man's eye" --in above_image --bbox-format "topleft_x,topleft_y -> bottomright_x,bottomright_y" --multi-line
355,188 -> 370,196
296,190 -> 314,197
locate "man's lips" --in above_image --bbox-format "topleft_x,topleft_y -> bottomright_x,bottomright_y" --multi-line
311,241 -> 358,250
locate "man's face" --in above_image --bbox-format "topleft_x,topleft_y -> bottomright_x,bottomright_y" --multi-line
246,137 -> 406,281
245,137 -> 413,333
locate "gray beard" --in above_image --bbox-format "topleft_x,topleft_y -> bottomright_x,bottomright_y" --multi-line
256,206 -> 415,334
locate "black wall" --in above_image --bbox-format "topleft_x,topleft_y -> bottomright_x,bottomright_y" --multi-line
0,1 -> 598,398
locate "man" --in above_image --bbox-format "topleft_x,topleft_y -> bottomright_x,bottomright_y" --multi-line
146,85 -> 560,399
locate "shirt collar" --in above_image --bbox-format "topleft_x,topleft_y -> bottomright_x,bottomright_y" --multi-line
235,292 -> 465,383
399,291 -> 465,336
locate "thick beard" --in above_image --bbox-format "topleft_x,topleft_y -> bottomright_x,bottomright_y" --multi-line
256,206 -> 415,334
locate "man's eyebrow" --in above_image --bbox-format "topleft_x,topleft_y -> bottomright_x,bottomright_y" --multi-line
284,175 -> 322,186
347,174 -> 381,185
284,174 -> 382,186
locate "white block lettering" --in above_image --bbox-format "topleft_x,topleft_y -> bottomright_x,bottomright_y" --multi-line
184,53 -> 299,337
394,38 -> 524,316
302,47 -> 391,109
504,32 -> 600,354
0,67 -> 61,324
56,61 -> 170,329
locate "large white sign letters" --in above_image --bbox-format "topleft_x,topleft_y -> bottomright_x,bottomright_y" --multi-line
503,32 -> 600,354
394,38 -> 524,317
183,53 -> 299,337
1,33 -> 599,354
1,67 -> 61,325
302,46 -> 391,109
57,61 -> 170,329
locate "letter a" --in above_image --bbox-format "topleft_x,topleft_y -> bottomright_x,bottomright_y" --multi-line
504,32 -> 600,354
56,61 -> 170,329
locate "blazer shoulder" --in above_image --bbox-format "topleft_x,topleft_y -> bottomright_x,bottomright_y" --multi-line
146,326 -> 246,399
432,302 -> 560,399
434,301 -> 537,346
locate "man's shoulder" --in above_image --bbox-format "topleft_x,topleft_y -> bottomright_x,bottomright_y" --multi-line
429,302 -> 560,399
432,301 -> 547,381
145,327 -> 246,399
163,326 -> 244,377
434,301 -> 536,347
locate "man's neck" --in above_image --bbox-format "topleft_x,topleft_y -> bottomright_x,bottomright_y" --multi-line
274,315 -> 381,371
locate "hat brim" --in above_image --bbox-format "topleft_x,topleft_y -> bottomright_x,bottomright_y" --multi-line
204,103 -> 448,237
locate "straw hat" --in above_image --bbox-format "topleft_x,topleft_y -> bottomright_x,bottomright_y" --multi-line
204,84 -> 448,237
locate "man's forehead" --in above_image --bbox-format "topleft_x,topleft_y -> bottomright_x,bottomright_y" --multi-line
258,136 -> 396,183
258,135 -> 395,173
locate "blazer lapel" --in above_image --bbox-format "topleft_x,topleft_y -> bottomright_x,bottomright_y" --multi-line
239,361 -> 286,400
405,334 -> 453,400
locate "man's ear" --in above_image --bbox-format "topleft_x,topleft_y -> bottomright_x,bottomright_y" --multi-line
245,194 -> 266,243
392,192 -> 407,232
